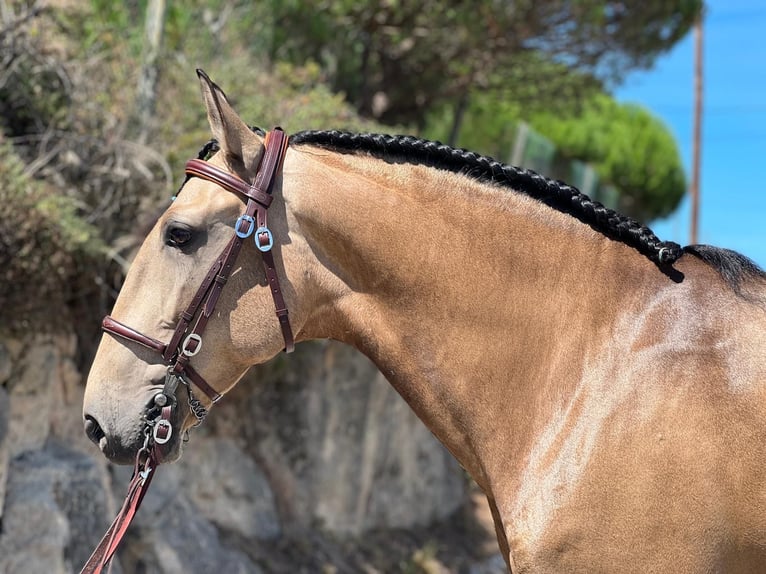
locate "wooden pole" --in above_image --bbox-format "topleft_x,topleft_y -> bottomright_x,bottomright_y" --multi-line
135,0 -> 166,144
689,9 -> 704,245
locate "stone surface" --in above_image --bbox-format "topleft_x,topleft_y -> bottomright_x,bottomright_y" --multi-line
0,341 -> 11,385
6,335 -> 57,456
212,340 -> 466,535
0,384 -> 9,520
179,436 -> 281,540
111,462 -> 262,574
0,331 -> 478,573
469,554 -> 509,574
0,441 -> 112,574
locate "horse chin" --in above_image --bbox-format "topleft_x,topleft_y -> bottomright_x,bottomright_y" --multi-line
142,406 -> 189,464
152,434 -> 184,463
95,423 -> 148,465
86,393 -> 188,465
96,420 -> 185,465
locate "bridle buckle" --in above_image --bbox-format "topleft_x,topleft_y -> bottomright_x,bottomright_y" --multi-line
255,226 -> 274,252
235,214 -> 255,238
152,418 -> 173,445
181,333 -> 202,357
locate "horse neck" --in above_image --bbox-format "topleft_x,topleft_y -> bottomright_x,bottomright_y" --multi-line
286,147 -> 658,488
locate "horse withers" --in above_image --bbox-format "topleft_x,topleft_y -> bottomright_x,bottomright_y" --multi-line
84,70 -> 766,573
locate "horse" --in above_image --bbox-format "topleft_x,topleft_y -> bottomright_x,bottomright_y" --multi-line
83,70 -> 766,573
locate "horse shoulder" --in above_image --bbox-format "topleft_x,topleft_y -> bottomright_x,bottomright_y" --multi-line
502,258 -> 766,572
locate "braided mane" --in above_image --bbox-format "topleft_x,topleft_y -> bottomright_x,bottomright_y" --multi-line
290,130 -> 683,266
189,127 -> 765,291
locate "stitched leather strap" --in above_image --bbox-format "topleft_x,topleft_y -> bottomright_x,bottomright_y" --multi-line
185,158 -> 274,207
102,315 -> 167,356
79,450 -> 158,574
181,128 -> 295,353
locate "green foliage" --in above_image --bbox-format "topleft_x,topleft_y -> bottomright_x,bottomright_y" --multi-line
151,7 -> 388,176
267,0 -> 702,127
424,96 -> 524,160
530,96 -> 687,220
0,135 -> 102,333
425,90 -> 686,222
0,3 -> 71,137
77,0 -> 140,51
0,0 -> 693,336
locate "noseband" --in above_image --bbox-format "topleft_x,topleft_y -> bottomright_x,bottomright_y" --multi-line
102,128 -> 293,438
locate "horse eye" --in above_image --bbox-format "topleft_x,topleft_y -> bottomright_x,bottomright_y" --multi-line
165,226 -> 194,248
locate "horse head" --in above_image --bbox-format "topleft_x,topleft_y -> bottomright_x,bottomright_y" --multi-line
83,71 -> 309,463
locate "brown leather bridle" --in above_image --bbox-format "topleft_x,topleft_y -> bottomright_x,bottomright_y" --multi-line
81,128 -> 293,574
104,127 -> 293,421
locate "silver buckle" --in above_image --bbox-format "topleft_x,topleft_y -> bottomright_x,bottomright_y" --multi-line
181,333 -> 202,357
153,419 -> 173,445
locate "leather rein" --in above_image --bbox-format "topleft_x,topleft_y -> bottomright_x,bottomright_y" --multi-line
81,128 -> 293,574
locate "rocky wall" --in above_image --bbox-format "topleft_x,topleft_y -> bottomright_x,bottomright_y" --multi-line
0,334 -> 472,573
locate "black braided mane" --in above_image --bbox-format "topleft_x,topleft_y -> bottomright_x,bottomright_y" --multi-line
290,130 -> 683,267
191,128 -> 766,290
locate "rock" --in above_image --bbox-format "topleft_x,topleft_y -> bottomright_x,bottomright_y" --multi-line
49,353 -> 90,453
6,336 -> 57,456
110,461 -> 262,574
0,341 -> 11,385
6,334 -> 89,458
469,554 -> 508,574
0,440 -> 113,574
0,384 -> 9,518
179,436 -> 281,540
211,340 -> 466,535
0,329 -> 473,573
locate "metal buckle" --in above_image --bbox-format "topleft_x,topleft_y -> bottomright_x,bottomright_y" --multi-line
255,226 -> 274,252
138,466 -> 153,482
235,214 -> 255,238
181,333 -> 202,357
153,419 -> 173,445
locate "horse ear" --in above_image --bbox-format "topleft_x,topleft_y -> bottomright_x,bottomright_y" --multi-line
196,69 -> 263,172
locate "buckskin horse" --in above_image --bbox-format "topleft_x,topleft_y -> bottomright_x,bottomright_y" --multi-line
83,70 -> 766,573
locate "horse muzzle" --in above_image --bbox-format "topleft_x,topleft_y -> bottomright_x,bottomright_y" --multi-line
83,412 -> 148,465
83,383 -> 186,465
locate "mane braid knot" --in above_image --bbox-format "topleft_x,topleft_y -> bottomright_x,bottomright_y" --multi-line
291,130 -> 683,266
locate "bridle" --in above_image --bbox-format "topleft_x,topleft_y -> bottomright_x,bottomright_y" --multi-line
102,127 -> 293,434
81,128 -> 293,574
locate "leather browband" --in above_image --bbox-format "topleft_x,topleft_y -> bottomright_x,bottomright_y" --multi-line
185,159 -> 274,207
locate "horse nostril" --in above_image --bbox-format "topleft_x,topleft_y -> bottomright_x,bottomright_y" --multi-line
84,414 -> 106,445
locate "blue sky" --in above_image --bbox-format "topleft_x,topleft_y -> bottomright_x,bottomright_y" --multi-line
615,0 -> 766,268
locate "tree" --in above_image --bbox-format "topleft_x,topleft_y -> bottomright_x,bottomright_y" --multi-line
530,95 -> 687,221
267,0 -> 702,129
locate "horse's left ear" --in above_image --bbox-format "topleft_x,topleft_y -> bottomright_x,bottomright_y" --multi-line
196,69 -> 263,172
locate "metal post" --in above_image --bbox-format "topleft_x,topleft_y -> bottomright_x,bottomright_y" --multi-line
690,9 -> 704,245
